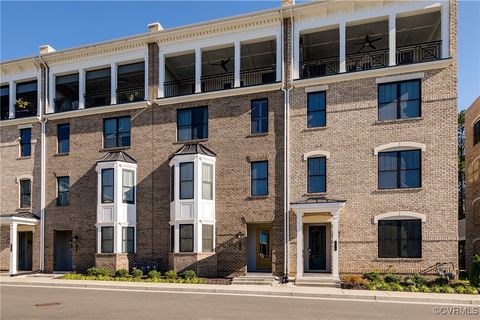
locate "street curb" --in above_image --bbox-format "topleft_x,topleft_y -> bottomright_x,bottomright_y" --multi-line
3,281 -> 479,305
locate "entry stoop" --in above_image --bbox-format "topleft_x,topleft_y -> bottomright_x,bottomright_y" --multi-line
295,275 -> 340,288
231,274 -> 279,286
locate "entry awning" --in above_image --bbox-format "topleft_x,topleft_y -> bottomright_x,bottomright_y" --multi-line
0,212 -> 40,225
290,197 -> 346,214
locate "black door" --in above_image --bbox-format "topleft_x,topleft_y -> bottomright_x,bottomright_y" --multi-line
54,230 -> 73,271
308,226 -> 327,271
18,232 -> 33,271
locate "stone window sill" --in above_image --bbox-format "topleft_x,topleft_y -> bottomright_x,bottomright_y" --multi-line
302,126 -> 328,133
246,132 -> 269,138
53,153 -> 69,157
99,146 -> 131,152
16,156 -> 32,160
173,138 -> 208,145
373,188 -> 423,194
303,192 -> 327,197
375,258 -> 423,262
248,195 -> 269,200
374,117 -> 423,126
15,207 -> 32,212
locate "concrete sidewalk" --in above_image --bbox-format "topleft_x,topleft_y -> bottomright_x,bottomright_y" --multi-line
1,274 -> 479,306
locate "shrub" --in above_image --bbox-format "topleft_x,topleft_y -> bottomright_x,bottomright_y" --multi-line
99,268 -> 112,277
131,269 -> 143,278
115,269 -> 129,278
468,255 -> 480,287
165,270 -> 177,279
362,271 -> 380,282
384,273 -> 401,284
440,286 -> 456,294
431,276 -> 449,286
181,270 -> 197,280
342,275 -> 369,289
406,273 -> 427,286
390,283 -> 404,291
431,285 -> 443,293
148,270 -> 161,279
418,285 -> 431,293
86,267 -> 101,276
455,286 -> 466,294
466,286 -> 479,295
404,285 -> 419,292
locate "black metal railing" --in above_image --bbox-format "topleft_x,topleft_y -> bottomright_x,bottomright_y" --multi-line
54,97 -> 79,113
396,40 -> 442,65
201,72 -> 234,93
164,78 -> 195,98
346,48 -> 389,72
84,91 -> 111,108
15,105 -> 37,118
116,86 -> 145,104
300,56 -> 340,79
240,66 -> 276,87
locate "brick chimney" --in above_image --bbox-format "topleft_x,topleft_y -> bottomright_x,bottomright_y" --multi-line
148,22 -> 163,32
39,45 -> 55,55
281,0 -> 295,7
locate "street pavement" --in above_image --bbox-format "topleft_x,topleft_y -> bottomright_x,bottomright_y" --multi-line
1,285 -> 477,320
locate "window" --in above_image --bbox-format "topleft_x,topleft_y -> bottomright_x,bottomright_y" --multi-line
251,161 -> 268,196
20,179 -> 31,208
179,162 -> 194,199
20,128 -> 31,157
378,150 -> 421,189
202,224 -> 214,253
101,169 -> 114,203
122,170 -> 134,204
101,226 -> 114,253
170,166 -> 175,202
57,176 -> 69,206
177,107 -> 208,141
474,120 -> 480,145
0,85 -> 9,120
57,123 -> 70,154
378,219 -> 421,258
307,91 -> 326,128
308,157 -> 326,193
378,80 -> 421,121
122,227 -> 134,253
180,224 -> 194,252
202,163 -> 213,200
251,99 -> 268,134
15,80 -> 37,118
103,116 -> 131,148
170,225 -> 175,253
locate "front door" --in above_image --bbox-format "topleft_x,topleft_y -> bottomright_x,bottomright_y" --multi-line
255,227 -> 272,271
54,230 -> 73,271
308,225 -> 327,271
18,231 -> 33,271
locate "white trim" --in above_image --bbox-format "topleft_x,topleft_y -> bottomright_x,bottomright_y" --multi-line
0,216 -> 39,225
17,123 -> 34,129
472,238 -> 480,245
472,114 -> 480,127
303,150 -> 330,160
375,72 -> 425,84
0,117 -> 38,128
374,211 -> 426,224
472,197 -> 480,206
16,174 -> 33,183
305,85 -> 329,93
373,141 -> 426,155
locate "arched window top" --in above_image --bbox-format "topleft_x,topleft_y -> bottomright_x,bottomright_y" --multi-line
374,142 -> 426,156
374,211 -> 426,224
303,150 -> 330,160
16,175 -> 33,183
473,197 -> 480,206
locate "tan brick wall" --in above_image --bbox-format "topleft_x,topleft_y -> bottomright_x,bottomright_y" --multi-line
0,225 -> 10,270
465,97 -> 480,268
168,253 -> 217,277
95,253 -> 130,273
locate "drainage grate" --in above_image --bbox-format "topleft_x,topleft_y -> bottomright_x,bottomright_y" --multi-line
34,303 -> 61,307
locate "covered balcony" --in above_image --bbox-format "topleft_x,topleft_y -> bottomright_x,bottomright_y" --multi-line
201,45 -> 235,93
1,85 -> 9,120
300,27 -> 340,79
240,39 -> 277,87
85,67 -> 111,108
164,52 -> 195,98
54,73 -> 79,113
15,80 -> 38,118
116,62 -> 145,104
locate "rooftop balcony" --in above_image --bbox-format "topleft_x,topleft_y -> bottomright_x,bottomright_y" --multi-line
15,80 -> 38,118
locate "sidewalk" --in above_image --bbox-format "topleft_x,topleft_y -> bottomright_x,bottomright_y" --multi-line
2,274 -> 479,306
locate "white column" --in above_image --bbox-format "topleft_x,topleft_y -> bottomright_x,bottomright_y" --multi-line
8,81 -> 15,119
36,72 -> 41,117
293,29 -> 300,80
193,158 -> 201,253
9,222 -> 18,275
195,48 -> 202,93
144,52 -> 149,100
441,2 -> 449,59
78,68 -> 85,109
276,33 -> 282,82
110,63 -> 117,105
174,224 -> 179,253
49,74 -> 55,113
96,227 -> 102,253
331,210 -> 339,281
339,22 -> 346,73
234,41 -> 241,88
296,212 -> 303,278
388,14 -> 396,67
159,50 -> 165,98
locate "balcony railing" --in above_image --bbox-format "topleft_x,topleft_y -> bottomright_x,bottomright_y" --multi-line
300,56 -> 340,79
201,72 -> 234,93
240,66 -> 276,87
164,78 -> 195,98
116,86 -> 144,104
346,48 -> 389,73
84,91 -> 111,108
396,40 -> 441,65
54,97 -> 79,113
15,106 -> 37,118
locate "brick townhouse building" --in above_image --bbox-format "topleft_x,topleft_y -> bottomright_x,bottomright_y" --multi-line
465,97 -> 480,268
1,0 -> 458,284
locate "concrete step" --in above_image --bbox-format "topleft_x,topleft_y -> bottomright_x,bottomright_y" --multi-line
295,277 -> 340,288
231,275 -> 278,286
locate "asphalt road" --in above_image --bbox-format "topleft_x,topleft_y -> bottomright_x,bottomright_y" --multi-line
0,285 -> 473,320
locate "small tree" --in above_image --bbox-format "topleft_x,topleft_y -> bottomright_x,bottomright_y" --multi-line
468,255 -> 480,287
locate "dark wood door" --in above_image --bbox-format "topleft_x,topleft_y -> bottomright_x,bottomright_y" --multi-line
308,226 -> 327,271
54,230 -> 73,271
18,231 -> 33,271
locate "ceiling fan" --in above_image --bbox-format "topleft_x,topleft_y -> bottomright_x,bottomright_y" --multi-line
353,35 -> 383,53
209,58 -> 231,72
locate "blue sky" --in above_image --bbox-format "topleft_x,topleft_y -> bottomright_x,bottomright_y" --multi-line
1,1 -> 479,110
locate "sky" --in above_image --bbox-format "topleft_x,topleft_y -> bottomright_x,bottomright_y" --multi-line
1,1 -> 479,110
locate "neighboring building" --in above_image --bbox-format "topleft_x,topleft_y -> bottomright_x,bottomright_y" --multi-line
0,0 -> 458,282
465,97 -> 480,268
